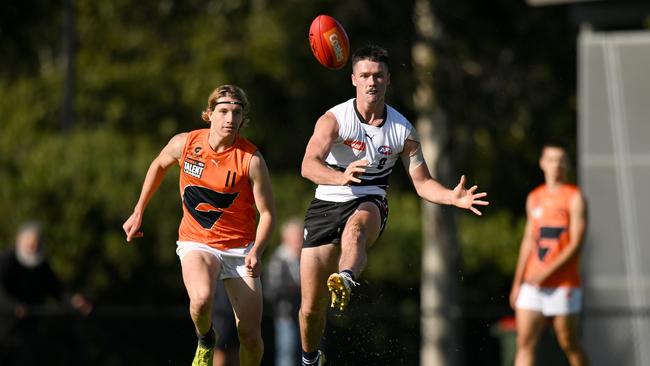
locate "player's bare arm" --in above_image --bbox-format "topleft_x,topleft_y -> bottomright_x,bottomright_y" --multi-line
528,193 -> 587,285
122,133 -> 187,242
401,138 -> 489,215
510,195 -> 536,308
301,112 -> 368,186
247,151 -> 276,278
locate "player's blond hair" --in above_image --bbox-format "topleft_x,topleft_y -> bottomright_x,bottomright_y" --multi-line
201,85 -> 250,128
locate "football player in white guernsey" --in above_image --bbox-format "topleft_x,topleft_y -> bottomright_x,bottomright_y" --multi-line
298,45 -> 489,366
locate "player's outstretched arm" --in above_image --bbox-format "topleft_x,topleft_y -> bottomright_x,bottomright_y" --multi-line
301,112 -> 368,186
123,133 -> 186,242
247,151 -> 276,278
401,139 -> 489,215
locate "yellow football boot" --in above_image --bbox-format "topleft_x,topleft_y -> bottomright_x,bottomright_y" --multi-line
327,272 -> 358,312
191,343 -> 214,366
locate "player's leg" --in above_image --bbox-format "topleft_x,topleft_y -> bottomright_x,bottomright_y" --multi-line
212,280 -> 240,366
514,308 -> 545,366
299,244 -> 339,365
212,347 -> 239,366
542,286 -> 587,366
327,200 -> 382,311
180,249 -> 221,365
223,276 -> 264,366
338,201 -> 382,275
553,314 -> 587,365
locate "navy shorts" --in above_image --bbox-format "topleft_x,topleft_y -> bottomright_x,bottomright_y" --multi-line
303,195 -> 389,248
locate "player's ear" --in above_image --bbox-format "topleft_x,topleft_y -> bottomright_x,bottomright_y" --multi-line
351,73 -> 357,87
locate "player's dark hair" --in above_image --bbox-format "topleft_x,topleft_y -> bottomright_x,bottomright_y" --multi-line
351,45 -> 390,70
541,141 -> 567,155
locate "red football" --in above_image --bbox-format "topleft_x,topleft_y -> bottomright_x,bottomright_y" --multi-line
308,15 -> 350,70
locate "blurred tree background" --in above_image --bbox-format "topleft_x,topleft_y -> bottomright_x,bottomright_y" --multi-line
0,0 -> 580,364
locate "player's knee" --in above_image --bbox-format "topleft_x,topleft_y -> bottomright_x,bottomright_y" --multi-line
556,331 -> 579,352
299,304 -> 326,321
237,326 -> 262,349
516,331 -> 539,350
188,292 -> 212,318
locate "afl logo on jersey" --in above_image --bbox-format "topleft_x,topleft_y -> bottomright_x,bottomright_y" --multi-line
189,145 -> 203,158
377,145 -> 392,155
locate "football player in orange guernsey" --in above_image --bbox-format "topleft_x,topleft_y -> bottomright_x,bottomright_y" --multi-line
510,143 -> 588,366
123,85 -> 275,366
299,45 -> 489,366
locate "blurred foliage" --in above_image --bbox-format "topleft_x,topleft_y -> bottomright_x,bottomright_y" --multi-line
431,0 -> 578,215
0,0 -> 577,320
366,188 -> 423,285
460,211 -> 524,276
458,210 -> 525,306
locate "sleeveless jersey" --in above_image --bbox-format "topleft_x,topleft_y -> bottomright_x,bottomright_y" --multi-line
523,183 -> 582,287
315,98 -> 416,202
177,129 -> 257,251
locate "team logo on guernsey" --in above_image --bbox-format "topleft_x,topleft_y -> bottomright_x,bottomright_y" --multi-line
183,158 -> 205,178
377,145 -> 392,155
343,139 -> 366,151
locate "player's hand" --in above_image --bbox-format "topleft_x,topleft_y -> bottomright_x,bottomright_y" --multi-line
339,159 -> 368,185
122,211 -> 144,242
509,285 -> 520,309
71,293 -> 93,316
451,175 -> 489,216
245,251 -> 263,278
527,273 -> 547,286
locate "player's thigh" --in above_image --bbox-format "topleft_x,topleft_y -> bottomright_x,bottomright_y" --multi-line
343,201 -> 382,247
515,308 -> 546,346
224,276 -> 263,329
180,250 -> 221,300
552,313 -> 580,347
300,244 -> 340,310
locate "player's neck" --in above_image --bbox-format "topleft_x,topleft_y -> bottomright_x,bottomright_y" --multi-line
355,99 -> 386,126
207,131 -> 236,153
545,177 -> 564,190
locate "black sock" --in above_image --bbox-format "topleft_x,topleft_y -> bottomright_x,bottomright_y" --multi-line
302,349 -> 319,365
341,269 -> 356,282
198,327 -> 216,349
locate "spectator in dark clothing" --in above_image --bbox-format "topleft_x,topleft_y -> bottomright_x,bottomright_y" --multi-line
0,221 -> 92,363
265,218 -> 303,366
212,278 -> 239,366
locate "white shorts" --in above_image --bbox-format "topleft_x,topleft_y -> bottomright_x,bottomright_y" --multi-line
176,241 -> 254,279
515,283 -> 582,316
